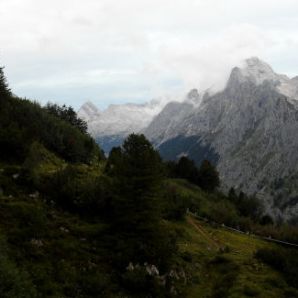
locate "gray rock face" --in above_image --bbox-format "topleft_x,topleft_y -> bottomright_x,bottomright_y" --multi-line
78,101 -> 101,121
143,101 -> 194,144
144,57 -> 298,221
78,98 -> 170,153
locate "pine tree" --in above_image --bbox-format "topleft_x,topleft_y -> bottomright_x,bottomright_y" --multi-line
175,156 -> 198,184
109,134 -> 175,269
45,103 -> 88,134
105,146 -> 123,175
0,67 -> 11,99
197,160 -> 220,192
228,187 -> 237,203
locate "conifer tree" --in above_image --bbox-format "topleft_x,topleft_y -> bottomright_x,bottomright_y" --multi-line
0,67 -> 11,99
228,187 -> 237,203
45,103 -> 88,134
175,156 -> 198,184
109,134 -> 175,269
197,160 -> 220,191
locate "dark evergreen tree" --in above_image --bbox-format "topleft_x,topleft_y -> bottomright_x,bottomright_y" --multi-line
0,66 -> 11,99
109,134 -> 176,269
175,156 -> 198,184
237,192 -> 263,219
164,160 -> 177,178
45,103 -> 88,134
228,187 -> 237,203
197,160 -> 220,192
260,214 -> 274,225
105,146 -> 123,175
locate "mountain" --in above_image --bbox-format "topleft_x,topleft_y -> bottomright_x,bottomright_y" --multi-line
144,57 -> 298,221
78,57 -> 298,220
78,98 -> 169,153
143,89 -> 202,144
235,57 -> 298,101
77,101 -> 101,121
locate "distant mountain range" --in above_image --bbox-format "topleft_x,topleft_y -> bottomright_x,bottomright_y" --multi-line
78,57 -> 298,221
78,97 -> 172,152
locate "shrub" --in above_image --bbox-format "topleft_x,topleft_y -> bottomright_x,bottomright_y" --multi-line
255,247 -> 298,288
4,201 -> 47,241
209,255 -> 239,298
121,267 -> 166,297
201,200 -> 239,227
162,188 -> 190,221
45,165 -> 111,216
0,236 -> 37,297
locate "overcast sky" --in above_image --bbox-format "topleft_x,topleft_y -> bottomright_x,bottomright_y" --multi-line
1,0 -> 298,110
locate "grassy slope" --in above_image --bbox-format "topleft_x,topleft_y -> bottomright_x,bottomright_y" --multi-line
177,217 -> 290,297
168,180 -> 298,298
0,152 -> 297,297
0,148 -> 112,297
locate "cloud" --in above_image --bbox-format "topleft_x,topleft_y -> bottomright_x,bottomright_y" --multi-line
155,24 -> 273,91
1,0 -> 298,109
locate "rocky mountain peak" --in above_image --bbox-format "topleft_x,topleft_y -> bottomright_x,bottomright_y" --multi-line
78,101 -> 100,121
245,56 -> 274,71
240,56 -> 280,84
224,57 -> 298,103
226,66 -> 244,87
187,88 -> 199,99
226,57 -> 281,89
186,88 -> 202,106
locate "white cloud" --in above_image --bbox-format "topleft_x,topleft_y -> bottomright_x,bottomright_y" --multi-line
1,0 -> 298,109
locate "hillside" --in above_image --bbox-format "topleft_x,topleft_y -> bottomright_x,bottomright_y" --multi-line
165,180 -> 298,297
179,215 -> 294,298
0,159 -> 296,297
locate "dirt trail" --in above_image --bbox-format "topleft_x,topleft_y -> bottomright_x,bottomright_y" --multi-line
187,216 -> 221,250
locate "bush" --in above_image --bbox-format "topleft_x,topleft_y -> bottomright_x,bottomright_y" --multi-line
201,200 -> 239,227
4,201 -> 47,241
237,216 -> 254,232
209,256 -> 239,298
80,271 -> 112,297
121,267 -> 166,297
255,247 -> 298,288
0,236 -> 37,297
238,194 -> 263,219
45,165 -> 111,216
259,214 -> 274,225
162,187 -> 190,221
